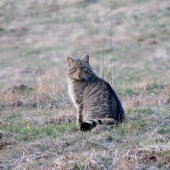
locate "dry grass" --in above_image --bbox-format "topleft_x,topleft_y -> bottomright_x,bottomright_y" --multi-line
0,76 -> 170,169
0,0 -> 170,169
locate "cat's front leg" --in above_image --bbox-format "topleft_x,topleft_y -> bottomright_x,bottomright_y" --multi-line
77,103 -> 83,126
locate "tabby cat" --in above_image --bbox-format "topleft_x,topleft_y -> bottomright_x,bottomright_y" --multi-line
67,54 -> 125,131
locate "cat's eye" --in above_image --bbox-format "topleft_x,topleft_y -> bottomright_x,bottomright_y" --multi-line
82,67 -> 88,71
69,67 -> 77,73
70,67 -> 88,73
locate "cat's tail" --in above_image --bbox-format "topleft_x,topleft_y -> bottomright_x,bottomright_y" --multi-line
80,118 -> 116,131
80,115 -> 127,131
80,113 -> 130,131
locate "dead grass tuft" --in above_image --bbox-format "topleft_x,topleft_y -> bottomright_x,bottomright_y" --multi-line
54,154 -> 78,169
116,159 -> 135,170
0,136 -> 18,149
125,143 -> 170,167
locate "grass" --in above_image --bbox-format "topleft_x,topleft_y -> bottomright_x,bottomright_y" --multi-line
0,78 -> 169,169
0,0 -> 170,169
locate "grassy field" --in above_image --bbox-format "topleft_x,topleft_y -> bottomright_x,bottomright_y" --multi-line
0,0 -> 170,169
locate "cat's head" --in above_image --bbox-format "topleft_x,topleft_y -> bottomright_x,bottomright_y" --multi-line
67,54 -> 93,80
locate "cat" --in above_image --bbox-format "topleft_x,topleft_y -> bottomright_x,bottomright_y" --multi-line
67,54 -> 125,131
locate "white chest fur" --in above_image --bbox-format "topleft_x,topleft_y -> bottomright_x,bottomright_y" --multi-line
68,84 -> 78,109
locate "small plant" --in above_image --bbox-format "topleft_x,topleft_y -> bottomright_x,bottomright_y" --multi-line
124,88 -> 133,97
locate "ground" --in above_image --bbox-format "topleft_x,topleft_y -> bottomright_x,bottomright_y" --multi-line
0,0 -> 170,169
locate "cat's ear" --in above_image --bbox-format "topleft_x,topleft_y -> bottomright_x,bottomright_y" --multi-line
82,54 -> 89,63
67,57 -> 74,66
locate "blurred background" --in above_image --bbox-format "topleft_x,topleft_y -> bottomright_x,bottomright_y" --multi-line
0,0 -> 170,90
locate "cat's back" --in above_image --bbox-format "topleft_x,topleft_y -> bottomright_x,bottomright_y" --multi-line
82,77 -> 124,121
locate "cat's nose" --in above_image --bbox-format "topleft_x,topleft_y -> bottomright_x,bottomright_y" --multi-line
77,72 -> 81,76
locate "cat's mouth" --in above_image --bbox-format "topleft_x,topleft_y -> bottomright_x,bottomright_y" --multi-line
76,76 -> 84,80
74,75 -> 85,80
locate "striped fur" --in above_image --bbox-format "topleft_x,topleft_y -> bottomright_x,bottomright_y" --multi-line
67,54 -> 125,131
80,118 -> 117,131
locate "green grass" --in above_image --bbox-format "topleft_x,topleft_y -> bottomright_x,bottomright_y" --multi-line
5,121 -> 76,141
